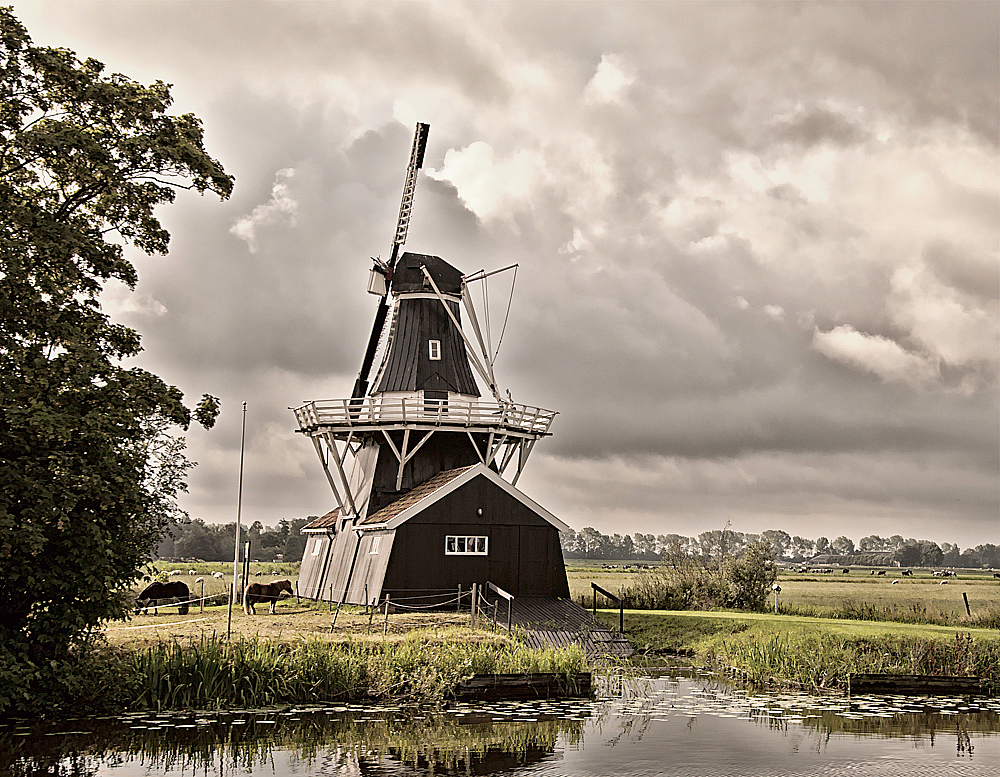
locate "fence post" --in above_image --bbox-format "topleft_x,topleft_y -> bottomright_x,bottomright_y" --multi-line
295,580 -> 300,604
200,579 -> 205,613
383,597 -> 390,636
963,592 -> 971,616
508,597 -> 512,632
471,583 -> 477,627
329,584 -> 334,612
457,584 -> 462,612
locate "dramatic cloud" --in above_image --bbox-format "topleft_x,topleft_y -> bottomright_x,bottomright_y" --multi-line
230,168 -> 298,253
19,1 -> 999,549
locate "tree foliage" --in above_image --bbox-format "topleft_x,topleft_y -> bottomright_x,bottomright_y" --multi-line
0,8 -> 231,711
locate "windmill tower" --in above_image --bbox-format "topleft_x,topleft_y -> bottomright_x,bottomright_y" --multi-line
294,125 -> 568,606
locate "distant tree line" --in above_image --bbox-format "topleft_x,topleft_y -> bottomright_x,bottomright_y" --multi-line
156,517 -> 315,563
559,527 -> 1000,568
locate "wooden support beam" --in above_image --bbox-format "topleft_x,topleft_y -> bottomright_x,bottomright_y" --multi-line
311,436 -> 344,512
326,436 -> 358,516
395,428 -> 411,491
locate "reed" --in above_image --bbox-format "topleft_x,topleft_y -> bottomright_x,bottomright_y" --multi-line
127,631 -> 587,710
698,629 -> 1000,691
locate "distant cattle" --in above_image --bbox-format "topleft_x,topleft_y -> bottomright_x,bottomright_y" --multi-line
136,581 -> 190,615
877,570 -> 886,576
939,580 -> 949,585
842,568 -> 850,574
892,580 -> 899,585
243,579 -> 293,615
994,573 -> 1000,579
902,570 -> 913,577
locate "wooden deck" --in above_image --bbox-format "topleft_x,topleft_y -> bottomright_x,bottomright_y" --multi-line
293,396 -> 556,437
482,595 -> 633,661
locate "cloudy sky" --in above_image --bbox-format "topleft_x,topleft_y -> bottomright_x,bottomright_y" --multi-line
19,1 -> 998,548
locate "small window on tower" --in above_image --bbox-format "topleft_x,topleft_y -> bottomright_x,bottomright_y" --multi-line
369,536 -> 381,555
428,340 -> 441,360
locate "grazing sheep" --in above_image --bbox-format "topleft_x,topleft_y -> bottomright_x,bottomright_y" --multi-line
169,569 -> 182,576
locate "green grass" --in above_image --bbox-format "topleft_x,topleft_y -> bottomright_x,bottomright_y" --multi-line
604,609 -> 1000,692
125,629 -> 588,711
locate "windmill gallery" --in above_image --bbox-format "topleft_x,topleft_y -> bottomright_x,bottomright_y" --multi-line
293,124 -> 572,610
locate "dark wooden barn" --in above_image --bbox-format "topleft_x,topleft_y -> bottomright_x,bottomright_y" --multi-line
293,123 -> 569,609
299,464 -> 569,605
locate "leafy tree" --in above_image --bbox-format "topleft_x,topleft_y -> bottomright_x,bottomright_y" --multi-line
282,518 -> 311,562
831,536 -> 855,555
0,9 -> 231,712
814,536 -> 830,554
761,529 -> 791,559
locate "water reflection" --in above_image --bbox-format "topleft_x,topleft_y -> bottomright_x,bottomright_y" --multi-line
2,673 -> 998,777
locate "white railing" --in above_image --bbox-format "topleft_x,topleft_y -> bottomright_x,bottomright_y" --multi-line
293,396 -> 556,436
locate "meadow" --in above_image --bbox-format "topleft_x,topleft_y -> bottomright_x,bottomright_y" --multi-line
567,560 -> 1000,626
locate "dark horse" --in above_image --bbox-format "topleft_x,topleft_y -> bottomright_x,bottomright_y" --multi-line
244,579 -> 293,614
136,581 -> 190,615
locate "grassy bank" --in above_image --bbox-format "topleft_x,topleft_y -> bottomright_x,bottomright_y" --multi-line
8,626 -> 587,716
610,609 -> 1000,692
128,629 -> 587,710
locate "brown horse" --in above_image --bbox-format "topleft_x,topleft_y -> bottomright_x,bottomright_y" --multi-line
136,581 -> 190,615
243,579 -> 293,614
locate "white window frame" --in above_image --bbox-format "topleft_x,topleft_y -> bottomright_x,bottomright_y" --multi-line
369,536 -> 381,555
445,535 -> 489,555
310,537 -> 324,556
428,339 -> 441,360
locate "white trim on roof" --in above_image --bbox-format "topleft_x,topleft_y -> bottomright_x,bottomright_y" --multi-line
361,463 -> 570,533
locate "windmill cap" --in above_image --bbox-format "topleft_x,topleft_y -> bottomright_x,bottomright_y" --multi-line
392,252 -> 463,294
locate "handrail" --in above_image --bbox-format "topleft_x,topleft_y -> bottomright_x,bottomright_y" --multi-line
486,581 -> 513,632
293,397 -> 556,436
591,582 -> 624,634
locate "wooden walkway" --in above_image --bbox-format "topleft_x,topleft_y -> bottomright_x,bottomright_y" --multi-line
481,595 -> 633,661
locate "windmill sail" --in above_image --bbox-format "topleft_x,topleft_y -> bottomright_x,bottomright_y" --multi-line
352,123 -> 430,401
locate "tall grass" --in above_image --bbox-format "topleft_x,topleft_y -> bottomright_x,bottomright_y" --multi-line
127,631 -> 587,710
778,601 -> 1000,629
698,630 -> 1000,692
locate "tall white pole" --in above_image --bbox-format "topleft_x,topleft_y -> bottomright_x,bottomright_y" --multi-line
227,401 -> 247,639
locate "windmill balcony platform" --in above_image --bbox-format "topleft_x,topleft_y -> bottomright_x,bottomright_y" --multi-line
293,397 -> 557,439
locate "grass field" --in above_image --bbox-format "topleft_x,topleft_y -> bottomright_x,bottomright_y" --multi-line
567,560 -> 1000,623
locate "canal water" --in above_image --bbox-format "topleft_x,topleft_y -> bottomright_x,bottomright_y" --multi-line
2,671 -> 997,776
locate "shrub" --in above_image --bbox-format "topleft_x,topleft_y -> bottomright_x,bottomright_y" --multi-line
620,540 -> 777,612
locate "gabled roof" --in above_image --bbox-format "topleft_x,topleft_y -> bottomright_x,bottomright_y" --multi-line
357,462 -> 570,533
302,507 -> 340,533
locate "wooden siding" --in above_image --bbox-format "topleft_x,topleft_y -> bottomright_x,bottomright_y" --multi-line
376,476 -> 570,598
373,297 -> 479,396
391,252 -> 463,295
368,432 -> 482,514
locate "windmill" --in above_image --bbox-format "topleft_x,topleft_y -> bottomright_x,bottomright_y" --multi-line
293,124 -> 569,606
